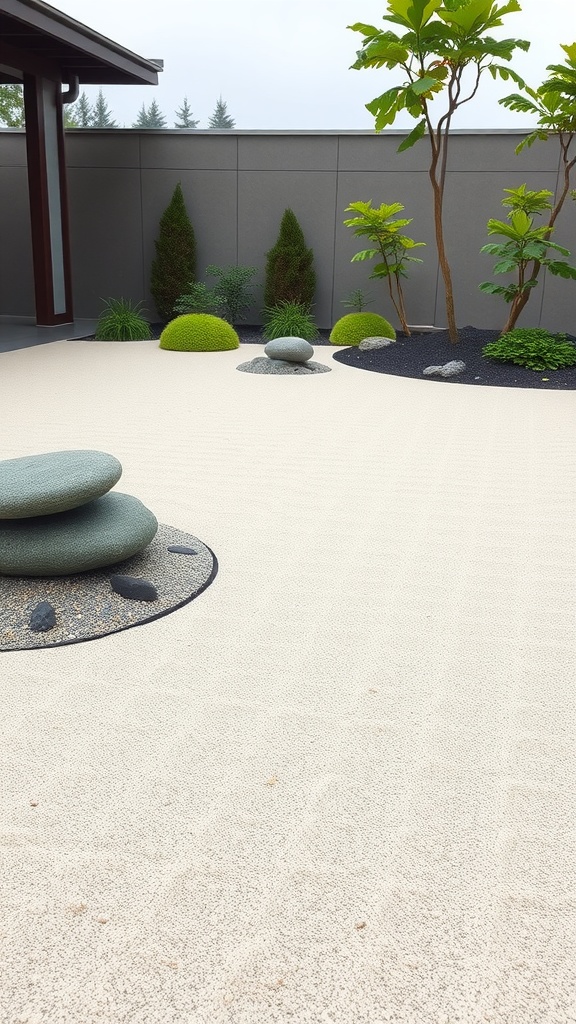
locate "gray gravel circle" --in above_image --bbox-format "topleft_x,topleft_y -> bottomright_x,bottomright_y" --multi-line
0,524 -> 217,651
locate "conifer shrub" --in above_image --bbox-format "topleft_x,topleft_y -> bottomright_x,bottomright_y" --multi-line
264,209 -> 316,308
159,314 -> 239,351
482,328 -> 576,371
150,183 -> 196,321
329,312 -> 395,347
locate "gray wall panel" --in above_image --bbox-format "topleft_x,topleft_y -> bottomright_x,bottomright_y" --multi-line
140,133 -> 237,170
237,169 -> 338,324
67,167 -> 143,317
141,169 -> 238,317
0,167 -> 33,315
238,135 -> 338,171
1,130 -> 574,331
65,132 -> 141,168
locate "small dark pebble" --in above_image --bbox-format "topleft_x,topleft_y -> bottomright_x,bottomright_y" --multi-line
167,545 -> 198,555
109,575 -> 158,602
29,601 -> 57,632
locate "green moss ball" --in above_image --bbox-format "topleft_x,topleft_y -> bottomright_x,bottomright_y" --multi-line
329,312 -> 396,346
159,314 -> 239,351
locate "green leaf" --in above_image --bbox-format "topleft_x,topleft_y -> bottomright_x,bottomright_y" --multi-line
479,282 -> 512,296
544,261 -> 576,279
492,258 -> 518,274
397,118 -> 427,151
385,0 -> 442,33
347,23 -> 380,37
350,250 -> 380,262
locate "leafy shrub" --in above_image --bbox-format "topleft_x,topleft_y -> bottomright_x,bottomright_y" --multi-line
159,314 -> 239,351
264,209 -> 316,308
262,300 -> 319,341
341,288 -> 373,312
206,265 -> 257,324
482,328 -> 576,371
150,183 -> 196,321
174,282 -> 224,316
329,312 -> 395,347
95,297 -> 151,341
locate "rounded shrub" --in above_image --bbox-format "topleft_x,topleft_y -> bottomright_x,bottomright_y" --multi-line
329,312 -> 395,347
482,328 -> 576,372
159,314 -> 239,352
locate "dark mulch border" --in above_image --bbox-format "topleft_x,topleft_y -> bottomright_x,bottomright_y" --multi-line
331,325 -> 576,391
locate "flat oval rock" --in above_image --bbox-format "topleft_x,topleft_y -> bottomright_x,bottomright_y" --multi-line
0,492 -> 158,577
110,575 -> 158,602
0,450 -> 122,519
264,337 -> 314,363
167,545 -> 198,555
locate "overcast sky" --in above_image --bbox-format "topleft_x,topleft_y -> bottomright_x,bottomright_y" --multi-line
52,0 -> 574,130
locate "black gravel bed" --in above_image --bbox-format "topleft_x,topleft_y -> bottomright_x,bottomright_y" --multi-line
332,325 -> 576,390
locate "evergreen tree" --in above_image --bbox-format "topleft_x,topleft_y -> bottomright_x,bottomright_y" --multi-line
71,91 -> 93,127
175,96 -> 199,129
91,89 -> 117,128
0,84 -> 24,127
264,208 -> 316,309
63,106 -> 79,128
208,96 -> 235,129
133,99 -> 167,128
150,182 -> 196,321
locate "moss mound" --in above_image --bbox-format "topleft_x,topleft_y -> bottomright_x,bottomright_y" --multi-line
159,314 -> 239,351
329,312 -> 396,346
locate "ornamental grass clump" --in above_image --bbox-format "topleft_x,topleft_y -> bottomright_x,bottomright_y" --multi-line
262,300 -> 319,341
482,328 -> 576,371
95,298 -> 151,341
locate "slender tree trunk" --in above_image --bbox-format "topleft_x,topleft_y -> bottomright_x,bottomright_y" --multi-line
395,274 -> 411,335
429,170 -> 458,342
386,274 -> 410,335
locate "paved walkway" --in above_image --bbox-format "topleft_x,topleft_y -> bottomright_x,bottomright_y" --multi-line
1,339 -> 575,1023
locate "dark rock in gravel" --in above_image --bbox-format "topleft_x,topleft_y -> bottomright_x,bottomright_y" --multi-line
110,575 -> 158,602
167,545 -> 198,555
29,601 -> 57,632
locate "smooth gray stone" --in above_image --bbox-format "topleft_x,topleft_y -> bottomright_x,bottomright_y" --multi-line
110,575 -> 158,602
0,492 -> 158,577
358,336 -> 394,351
0,450 -> 122,519
29,601 -> 56,632
423,360 -> 466,377
168,545 -> 198,555
264,337 -> 314,362
237,357 -> 331,375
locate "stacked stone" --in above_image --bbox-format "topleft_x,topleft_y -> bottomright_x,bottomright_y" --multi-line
237,336 -> 331,374
0,450 -> 158,577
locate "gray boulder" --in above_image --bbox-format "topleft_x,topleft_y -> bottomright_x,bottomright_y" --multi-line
423,360 -> 466,378
358,336 -> 395,351
237,357 -> 331,375
0,450 -> 122,519
0,492 -> 158,576
263,337 -> 314,363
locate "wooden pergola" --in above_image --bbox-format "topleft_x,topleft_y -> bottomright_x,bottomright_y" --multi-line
0,0 -> 161,325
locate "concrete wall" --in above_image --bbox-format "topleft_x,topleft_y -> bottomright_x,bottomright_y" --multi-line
1,128 -> 574,331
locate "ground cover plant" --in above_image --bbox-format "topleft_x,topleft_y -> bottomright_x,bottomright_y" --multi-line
482,328 -> 576,370
159,314 -> 239,351
343,200 -> 424,334
150,183 -> 196,321
95,298 -> 151,341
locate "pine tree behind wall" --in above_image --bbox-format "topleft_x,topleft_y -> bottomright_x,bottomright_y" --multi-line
150,182 -> 197,321
264,209 -> 316,308
208,96 -> 235,128
91,89 -> 117,127
175,97 -> 199,128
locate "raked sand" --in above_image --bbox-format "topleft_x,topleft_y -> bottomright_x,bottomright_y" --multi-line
1,339 -> 575,1024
